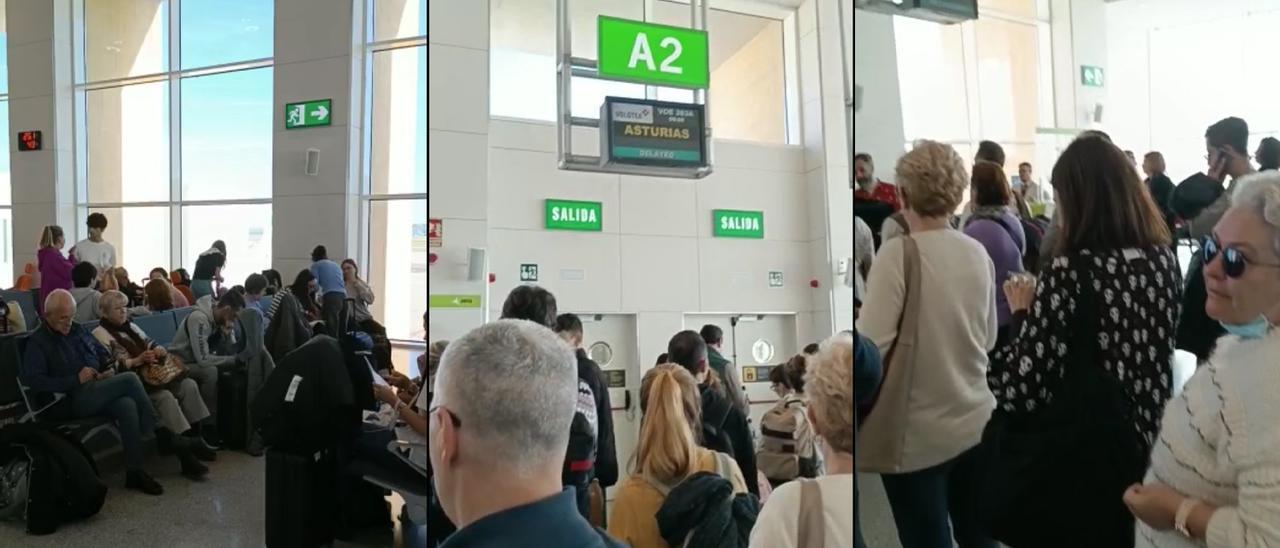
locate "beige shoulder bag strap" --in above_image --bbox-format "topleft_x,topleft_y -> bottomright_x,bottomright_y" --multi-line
795,479 -> 825,548
856,235 -> 923,473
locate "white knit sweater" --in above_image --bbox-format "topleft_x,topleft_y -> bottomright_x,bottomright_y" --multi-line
1138,332 -> 1280,547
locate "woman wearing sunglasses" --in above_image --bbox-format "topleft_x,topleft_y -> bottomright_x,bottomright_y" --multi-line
1124,172 -> 1280,546
987,134 -> 1181,546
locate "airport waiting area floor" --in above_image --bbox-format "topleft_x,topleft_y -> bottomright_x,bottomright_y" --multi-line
0,449 -> 409,548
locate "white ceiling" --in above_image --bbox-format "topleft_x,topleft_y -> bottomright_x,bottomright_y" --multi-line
490,0 -> 781,70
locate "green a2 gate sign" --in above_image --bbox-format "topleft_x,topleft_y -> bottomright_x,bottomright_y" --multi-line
598,16 -> 709,89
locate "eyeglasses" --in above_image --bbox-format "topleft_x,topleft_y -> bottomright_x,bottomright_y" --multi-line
428,404 -> 461,428
1203,236 -> 1280,278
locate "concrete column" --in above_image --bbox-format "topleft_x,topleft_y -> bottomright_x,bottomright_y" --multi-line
7,0 -> 75,282
271,0 -> 364,279
799,0 -> 855,337
427,0 -> 489,343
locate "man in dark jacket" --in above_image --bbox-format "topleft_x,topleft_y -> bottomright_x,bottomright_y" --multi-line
554,315 -> 618,491
668,330 -> 759,498
500,286 -> 614,519
698,324 -> 749,418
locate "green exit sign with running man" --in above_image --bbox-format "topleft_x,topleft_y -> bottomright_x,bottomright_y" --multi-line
713,209 -> 764,239
597,16 -> 709,89
284,99 -> 332,129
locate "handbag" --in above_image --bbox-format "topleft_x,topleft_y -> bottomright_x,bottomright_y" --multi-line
855,235 -> 921,473
139,353 -> 187,387
978,260 -> 1147,547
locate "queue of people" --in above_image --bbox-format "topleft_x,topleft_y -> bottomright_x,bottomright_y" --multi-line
427,283 -> 855,548
854,116 -> 1280,546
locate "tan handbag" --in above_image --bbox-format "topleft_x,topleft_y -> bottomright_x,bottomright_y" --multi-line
140,353 -> 188,387
856,235 -> 922,473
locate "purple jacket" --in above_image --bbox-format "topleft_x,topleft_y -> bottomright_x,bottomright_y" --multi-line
964,212 -> 1025,326
37,246 -> 74,314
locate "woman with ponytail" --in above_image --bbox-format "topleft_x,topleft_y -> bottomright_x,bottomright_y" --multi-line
36,225 -> 74,314
608,363 -> 750,548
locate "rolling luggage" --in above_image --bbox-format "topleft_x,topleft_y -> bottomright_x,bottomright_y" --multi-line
265,447 -> 337,547
218,369 -> 249,450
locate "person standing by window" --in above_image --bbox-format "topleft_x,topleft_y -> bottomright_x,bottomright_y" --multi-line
191,241 -> 226,301
70,213 -> 117,277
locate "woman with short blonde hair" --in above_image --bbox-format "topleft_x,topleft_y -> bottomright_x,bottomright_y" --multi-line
857,140 -> 998,547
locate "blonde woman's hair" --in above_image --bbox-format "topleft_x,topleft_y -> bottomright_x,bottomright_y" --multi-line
634,363 -> 703,484
806,333 -> 854,454
38,225 -> 63,249
896,140 -> 969,217
98,290 -> 128,314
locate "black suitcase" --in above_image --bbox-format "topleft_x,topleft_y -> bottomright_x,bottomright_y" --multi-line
218,369 -> 249,450
265,448 -> 337,547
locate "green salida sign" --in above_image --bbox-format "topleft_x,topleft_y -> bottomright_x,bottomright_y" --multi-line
713,209 -> 764,239
597,16 -> 709,89
546,199 -> 603,231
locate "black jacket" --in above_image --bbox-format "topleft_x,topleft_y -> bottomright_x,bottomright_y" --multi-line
1146,173 -> 1176,229
563,349 -> 618,490
252,336 -> 358,453
699,384 -> 758,497
655,471 -> 759,548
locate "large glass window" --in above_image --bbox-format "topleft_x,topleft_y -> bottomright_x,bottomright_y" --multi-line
893,4 -> 1053,212
489,0 -> 795,145
77,0 -> 273,282
365,0 -> 426,342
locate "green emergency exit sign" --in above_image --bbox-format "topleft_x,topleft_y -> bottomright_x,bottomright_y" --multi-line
713,209 -> 764,239
546,199 -> 603,231
284,99 -> 332,129
429,295 -> 482,309
597,16 -> 709,89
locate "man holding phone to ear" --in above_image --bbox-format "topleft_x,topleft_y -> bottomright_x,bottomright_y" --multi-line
1174,116 -> 1255,364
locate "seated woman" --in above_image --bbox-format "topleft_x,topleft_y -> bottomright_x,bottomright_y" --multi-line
92,290 -> 215,479
608,363 -> 749,548
342,259 -> 392,370
170,268 -> 196,307
143,278 -> 175,313
112,267 -> 145,308
288,269 -> 321,323
148,269 -> 189,308
366,338 -> 428,481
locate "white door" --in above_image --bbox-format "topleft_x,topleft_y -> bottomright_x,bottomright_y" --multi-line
578,314 -> 639,505
683,314 -> 799,439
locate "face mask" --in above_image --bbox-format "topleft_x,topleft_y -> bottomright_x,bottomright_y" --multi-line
1221,315 -> 1272,339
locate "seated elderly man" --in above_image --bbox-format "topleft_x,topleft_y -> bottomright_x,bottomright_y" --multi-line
20,289 -> 165,495
431,320 -> 625,547
92,290 -> 215,479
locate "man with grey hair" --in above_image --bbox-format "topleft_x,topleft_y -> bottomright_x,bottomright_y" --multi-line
21,289 -> 165,495
432,320 -> 624,548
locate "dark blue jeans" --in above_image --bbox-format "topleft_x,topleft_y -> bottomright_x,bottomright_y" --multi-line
69,372 -> 156,471
880,444 -> 994,548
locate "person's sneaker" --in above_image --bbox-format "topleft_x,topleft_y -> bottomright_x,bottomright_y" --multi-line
125,470 -> 164,496
245,433 -> 265,457
177,449 -> 209,481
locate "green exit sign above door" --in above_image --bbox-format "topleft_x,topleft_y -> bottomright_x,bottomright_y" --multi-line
545,199 -> 603,231
713,209 -> 764,239
285,99 -> 332,129
1080,65 -> 1104,88
597,16 -> 709,89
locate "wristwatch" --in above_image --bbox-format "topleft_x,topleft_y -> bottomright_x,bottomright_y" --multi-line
1175,498 -> 1200,538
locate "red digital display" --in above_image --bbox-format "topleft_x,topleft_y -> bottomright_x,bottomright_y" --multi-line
17,131 -> 41,151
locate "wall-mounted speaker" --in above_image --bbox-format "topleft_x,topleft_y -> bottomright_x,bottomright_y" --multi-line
305,148 -> 320,176
467,247 -> 487,281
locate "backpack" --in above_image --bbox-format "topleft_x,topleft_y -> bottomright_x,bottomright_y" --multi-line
701,393 -> 736,458
645,452 -> 758,548
756,397 -> 817,482
0,424 -> 106,535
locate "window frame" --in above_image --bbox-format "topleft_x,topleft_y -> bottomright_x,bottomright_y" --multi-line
359,0 -> 427,345
71,0 -> 274,271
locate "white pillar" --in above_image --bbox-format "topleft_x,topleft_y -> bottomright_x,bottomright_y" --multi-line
7,0 -> 75,283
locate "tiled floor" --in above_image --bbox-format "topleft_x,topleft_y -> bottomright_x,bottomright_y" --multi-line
0,449 -> 407,547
